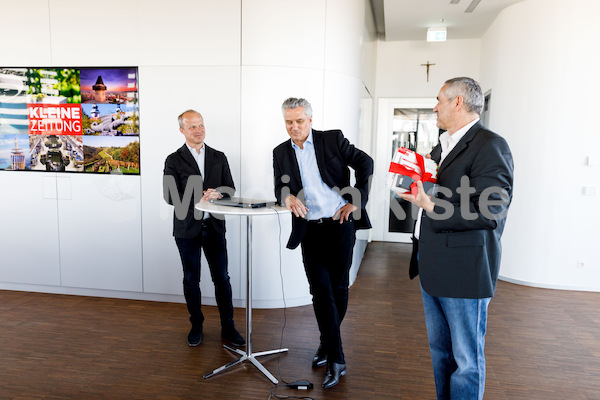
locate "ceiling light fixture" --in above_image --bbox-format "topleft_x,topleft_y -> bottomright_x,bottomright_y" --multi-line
465,0 -> 482,13
427,26 -> 447,42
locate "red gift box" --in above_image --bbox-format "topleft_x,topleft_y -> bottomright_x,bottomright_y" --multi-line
387,147 -> 438,197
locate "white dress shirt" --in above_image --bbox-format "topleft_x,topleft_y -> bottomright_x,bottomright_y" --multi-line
186,143 -> 209,219
186,143 -> 205,178
414,118 -> 480,239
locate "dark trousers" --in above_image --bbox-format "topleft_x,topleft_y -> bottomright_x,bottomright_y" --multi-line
300,219 -> 356,365
174,220 -> 234,330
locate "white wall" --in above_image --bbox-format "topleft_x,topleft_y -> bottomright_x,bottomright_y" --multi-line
370,39 -> 481,241
239,0 -> 377,304
375,39 -> 481,99
480,0 -> 600,291
0,0 -> 377,306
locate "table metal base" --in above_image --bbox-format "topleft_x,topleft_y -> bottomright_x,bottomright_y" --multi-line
203,214 -> 289,384
203,344 -> 288,384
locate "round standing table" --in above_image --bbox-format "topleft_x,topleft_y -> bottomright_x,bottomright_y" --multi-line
197,200 -> 290,384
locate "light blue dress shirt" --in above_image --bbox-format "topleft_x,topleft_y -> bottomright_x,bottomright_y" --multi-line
291,130 -> 347,220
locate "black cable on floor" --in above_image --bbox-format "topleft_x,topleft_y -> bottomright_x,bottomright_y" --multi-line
266,206 -> 315,400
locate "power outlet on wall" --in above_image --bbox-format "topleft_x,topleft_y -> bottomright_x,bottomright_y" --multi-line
576,260 -> 585,269
582,186 -> 597,196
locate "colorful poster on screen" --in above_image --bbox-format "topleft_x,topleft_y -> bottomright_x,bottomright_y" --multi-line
0,67 -> 139,174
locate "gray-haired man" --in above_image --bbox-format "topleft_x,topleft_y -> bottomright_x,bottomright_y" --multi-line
400,78 -> 513,400
273,98 -> 373,388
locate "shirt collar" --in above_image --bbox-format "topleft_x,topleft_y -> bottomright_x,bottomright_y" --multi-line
440,118 -> 480,150
291,129 -> 313,150
186,143 -> 205,157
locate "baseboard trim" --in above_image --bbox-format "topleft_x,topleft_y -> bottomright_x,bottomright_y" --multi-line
499,275 -> 600,293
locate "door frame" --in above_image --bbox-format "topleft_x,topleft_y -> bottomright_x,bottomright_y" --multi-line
373,98 -> 437,243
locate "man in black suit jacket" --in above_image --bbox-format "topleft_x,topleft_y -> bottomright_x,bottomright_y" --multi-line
163,109 -> 244,348
273,98 -> 373,389
399,78 -> 513,400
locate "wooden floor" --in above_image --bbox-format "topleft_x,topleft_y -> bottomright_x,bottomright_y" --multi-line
1,242 -> 600,400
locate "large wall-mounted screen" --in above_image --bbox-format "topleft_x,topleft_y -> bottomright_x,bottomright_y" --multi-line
0,67 -> 140,174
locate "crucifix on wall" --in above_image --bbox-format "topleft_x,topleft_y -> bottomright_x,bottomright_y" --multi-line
420,61 -> 436,82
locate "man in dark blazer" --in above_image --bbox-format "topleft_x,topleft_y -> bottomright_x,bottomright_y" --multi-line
163,109 -> 244,348
273,98 -> 373,389
399,78 -> 513,400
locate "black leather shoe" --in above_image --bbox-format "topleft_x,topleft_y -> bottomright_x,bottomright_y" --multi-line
187,325 -> 203,347
312,345 -> 327,368
322,362 -> 346,389
222,327 -> 246,347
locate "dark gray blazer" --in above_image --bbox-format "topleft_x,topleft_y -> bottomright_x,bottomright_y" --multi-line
273,129 -> 373,249
410,121 -> 514,299
163,144 -> 235,238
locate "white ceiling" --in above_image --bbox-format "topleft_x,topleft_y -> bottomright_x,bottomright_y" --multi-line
371,0 -> 526,41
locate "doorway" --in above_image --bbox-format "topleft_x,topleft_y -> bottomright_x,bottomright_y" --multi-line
375,98 -> 439,243
482,90 -> 492,127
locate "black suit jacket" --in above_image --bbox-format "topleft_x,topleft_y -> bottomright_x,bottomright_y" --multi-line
163,144 -> 235,238
273,129 -> 373,249
410,121 -> 514,299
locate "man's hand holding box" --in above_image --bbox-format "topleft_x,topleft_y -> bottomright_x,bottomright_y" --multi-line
387,147 -> 438,197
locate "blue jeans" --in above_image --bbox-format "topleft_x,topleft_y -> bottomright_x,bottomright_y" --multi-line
421,286 -> 491,400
